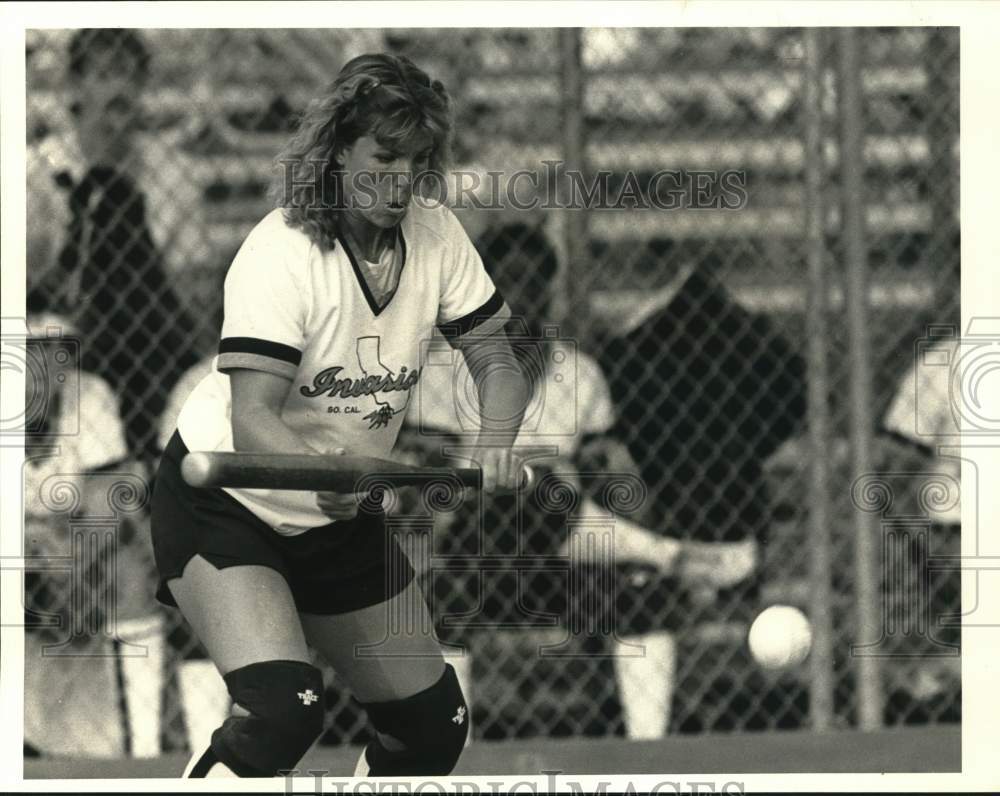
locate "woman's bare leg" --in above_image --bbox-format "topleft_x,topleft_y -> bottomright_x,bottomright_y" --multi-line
167,556 -> 317,777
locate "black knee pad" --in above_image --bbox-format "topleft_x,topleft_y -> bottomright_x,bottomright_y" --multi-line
360,664 -> 468,776
210,660 -> 325,777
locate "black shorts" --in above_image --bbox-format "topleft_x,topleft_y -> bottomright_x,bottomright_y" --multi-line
151,432 -> 414,615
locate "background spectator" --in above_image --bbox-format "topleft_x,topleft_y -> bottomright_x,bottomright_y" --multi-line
596,244 -> 807,738
23,29 -> 215,759
878,326 -> 961,721
22,309 -> 163,758
28,29 -> 204,464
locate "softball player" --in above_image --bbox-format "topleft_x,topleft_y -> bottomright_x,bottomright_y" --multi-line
150,53 -> 530,778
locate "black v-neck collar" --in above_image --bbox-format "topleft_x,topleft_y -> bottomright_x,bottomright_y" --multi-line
336,226 -> 408,316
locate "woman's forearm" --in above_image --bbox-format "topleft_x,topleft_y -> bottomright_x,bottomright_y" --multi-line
474,362 -> 531,446
465,334 -> 531,447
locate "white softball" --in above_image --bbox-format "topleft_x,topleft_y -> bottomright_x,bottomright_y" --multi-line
748,605 -> 813,670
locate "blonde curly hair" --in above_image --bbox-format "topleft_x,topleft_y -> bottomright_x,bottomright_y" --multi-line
270,53 -> 452,250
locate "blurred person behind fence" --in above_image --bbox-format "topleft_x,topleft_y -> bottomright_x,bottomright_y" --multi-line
21,306 -> 163,758
881,327 -> 960,527
879,323 -> 961,719
25,28 -> 212,758
595,242 -> 807,739
27,28 -> 203,464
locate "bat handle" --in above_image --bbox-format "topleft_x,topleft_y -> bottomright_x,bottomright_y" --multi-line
453,464 -> 535,490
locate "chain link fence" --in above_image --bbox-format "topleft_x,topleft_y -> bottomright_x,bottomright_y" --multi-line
21,26 -> 959,759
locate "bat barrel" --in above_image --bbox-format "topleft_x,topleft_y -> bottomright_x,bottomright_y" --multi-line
181,451 -> 484,492
181,451 -> 533,493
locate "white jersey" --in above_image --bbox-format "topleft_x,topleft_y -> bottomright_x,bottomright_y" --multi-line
177,203 -> 510,535
883,338 -> 961,525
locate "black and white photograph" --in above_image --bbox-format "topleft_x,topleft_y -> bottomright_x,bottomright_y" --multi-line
0,2 -> 996,792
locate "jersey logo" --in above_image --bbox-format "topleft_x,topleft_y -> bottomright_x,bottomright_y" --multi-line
452,706 -> 466,725
357,336 -> 408,429
298,689 -> 319,706
299,336 -> 420,430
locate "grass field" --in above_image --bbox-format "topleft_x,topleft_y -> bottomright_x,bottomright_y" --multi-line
24,725 -> 959,778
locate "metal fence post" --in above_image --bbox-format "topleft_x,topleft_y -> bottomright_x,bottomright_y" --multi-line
802,28 -> 835,732
926,28 -> 960,247
559,28 -> 588,340
837,26 -> 884,731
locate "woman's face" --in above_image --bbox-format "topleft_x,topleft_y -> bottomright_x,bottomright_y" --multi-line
337,132 -> 433,229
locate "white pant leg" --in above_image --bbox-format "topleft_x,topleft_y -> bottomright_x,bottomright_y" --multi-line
116,613 -> 166,758
613,631 -> 677,740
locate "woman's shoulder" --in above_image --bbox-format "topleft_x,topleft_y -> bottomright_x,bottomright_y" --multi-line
226,210 -> 319,286
243,208 -> 315,254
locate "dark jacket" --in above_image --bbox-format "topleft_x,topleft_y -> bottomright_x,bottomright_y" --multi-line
600,267 -> 806,544
55,166 -> 199,460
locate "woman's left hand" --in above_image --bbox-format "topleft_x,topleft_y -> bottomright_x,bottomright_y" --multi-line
315,446 -> 369,520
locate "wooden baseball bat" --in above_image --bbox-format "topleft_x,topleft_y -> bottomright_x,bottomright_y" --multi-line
180,451 -> 534,492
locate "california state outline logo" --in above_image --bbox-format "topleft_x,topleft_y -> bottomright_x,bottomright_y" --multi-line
299,336 -> 420,429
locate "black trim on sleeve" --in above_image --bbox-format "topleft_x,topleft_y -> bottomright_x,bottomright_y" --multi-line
438,289 -> 506,340
218,337 -> 302,366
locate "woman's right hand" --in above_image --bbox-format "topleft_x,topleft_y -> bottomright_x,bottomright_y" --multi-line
315,447 -> 369,521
